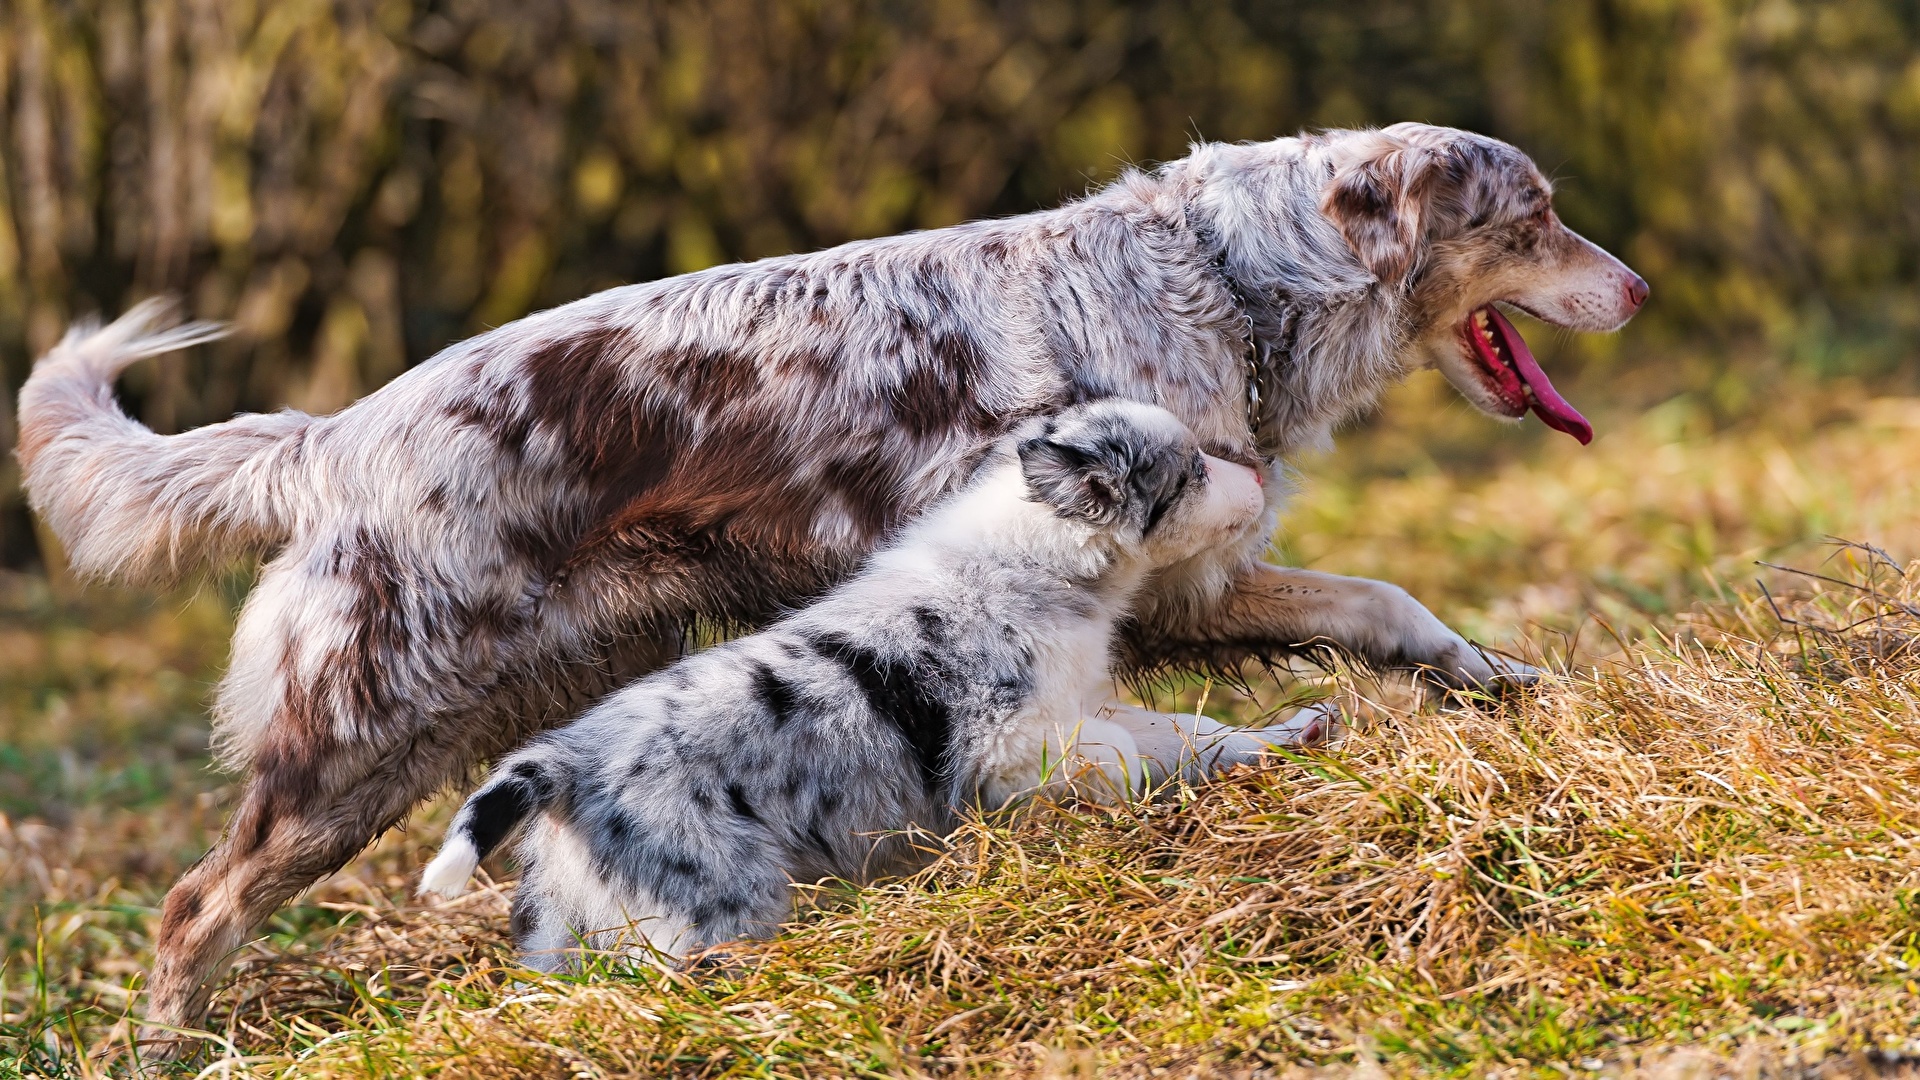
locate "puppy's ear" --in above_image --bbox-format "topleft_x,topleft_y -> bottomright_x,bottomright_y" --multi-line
1019,435 -> 1126,526
1322,134 -> 1444,287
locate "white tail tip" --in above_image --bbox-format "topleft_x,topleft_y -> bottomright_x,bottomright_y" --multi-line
43,297 -> 230,376
418,833 -> 480,898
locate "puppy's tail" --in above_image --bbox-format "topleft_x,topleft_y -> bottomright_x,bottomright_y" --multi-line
15,298 -> 317,585
420,760 -> 556,898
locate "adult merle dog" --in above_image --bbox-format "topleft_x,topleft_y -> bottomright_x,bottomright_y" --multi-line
17,122 -> 1645,1036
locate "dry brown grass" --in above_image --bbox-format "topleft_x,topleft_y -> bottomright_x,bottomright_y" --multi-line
7,385 -> 1920,1077
157,563 -> 1916,1078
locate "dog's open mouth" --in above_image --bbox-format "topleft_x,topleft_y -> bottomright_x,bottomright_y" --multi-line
1461,304 -> 1593,445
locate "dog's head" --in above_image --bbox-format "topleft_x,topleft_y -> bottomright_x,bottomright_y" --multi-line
1316,123 -> 1647,444
1015,400 -> 1265,565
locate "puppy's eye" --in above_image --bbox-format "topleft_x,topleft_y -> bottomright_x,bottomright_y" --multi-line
1190,453 -> 1207,483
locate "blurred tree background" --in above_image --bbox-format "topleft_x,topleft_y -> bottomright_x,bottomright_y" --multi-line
2,0 -> 1918,570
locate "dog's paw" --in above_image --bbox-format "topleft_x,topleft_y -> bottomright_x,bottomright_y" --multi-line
1483,655 -> 1541,691
1421,643 -> 1541,704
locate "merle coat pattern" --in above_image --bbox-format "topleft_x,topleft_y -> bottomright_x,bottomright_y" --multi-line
420,401 -> 1298,966
14,122 -> 1646,1038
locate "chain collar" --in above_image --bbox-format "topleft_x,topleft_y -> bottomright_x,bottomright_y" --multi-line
1186,208 -> 1268,440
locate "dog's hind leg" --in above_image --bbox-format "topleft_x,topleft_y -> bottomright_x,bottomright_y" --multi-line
137,725 -> 466,1055
140,643 -> 681,1055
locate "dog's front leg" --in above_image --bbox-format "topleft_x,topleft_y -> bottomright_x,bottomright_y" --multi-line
1131,563 -> 1534,692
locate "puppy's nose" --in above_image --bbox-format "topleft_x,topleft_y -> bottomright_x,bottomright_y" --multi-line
1204,454 -> 1262,489
1623,274 -> 1650,311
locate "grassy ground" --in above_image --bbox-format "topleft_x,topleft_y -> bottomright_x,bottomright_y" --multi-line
4,375 -> 1920,1077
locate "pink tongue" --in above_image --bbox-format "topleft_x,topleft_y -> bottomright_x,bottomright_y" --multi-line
1487,306 -> 1593,445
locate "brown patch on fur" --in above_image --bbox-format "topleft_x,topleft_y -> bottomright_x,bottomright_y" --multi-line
892,328 -> 998,439
451,593 -> 528,645
548,300 -> 1005,616
237,530 -> 441,793
500,515 -> 587,576
518,324 -> 677,491
654,342 -> 766,416
819,445 -> 905,541
470,323 -> 693,580
562,422 -> 821,574
776,344 -> 844,381
235,718 -> 336,854
549,405 -> 887,635
160,884 -> 203,932
335,529 -> 411,724
446,382 -> 536,463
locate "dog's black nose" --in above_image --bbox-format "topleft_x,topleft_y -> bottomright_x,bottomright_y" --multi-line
1624,274 -> 1650,310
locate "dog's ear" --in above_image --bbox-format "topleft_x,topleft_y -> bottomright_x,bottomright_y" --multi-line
1019,434 -> 1127,526
1322,134 -> 1445,287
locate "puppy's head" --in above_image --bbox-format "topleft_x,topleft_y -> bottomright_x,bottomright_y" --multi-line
1317,123 -> 1648,444
1016,400 -> 1264,565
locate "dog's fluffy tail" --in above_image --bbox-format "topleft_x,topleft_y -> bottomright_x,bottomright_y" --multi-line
16,298 -> 318,584
420,761 -> 555,898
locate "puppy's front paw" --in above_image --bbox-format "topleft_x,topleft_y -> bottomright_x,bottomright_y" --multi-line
1259,698 -> 1343,748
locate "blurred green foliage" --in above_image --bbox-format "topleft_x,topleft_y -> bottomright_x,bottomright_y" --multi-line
2,0 -> 1918,568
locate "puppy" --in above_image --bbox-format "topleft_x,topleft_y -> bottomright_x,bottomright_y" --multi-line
419,400 -> 1309,965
